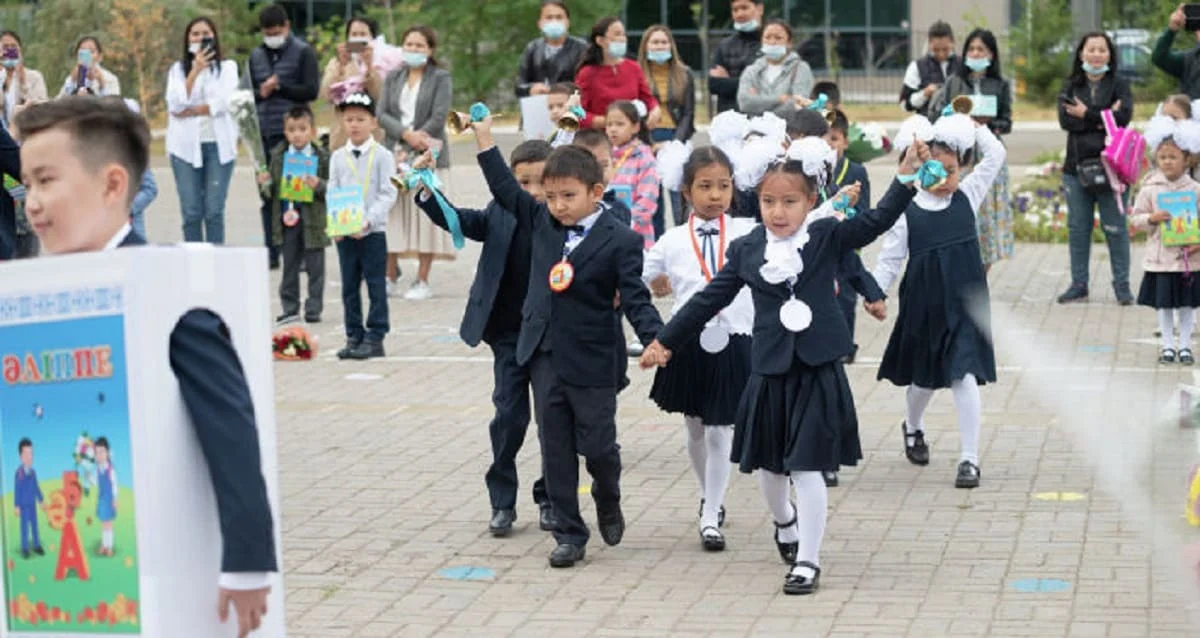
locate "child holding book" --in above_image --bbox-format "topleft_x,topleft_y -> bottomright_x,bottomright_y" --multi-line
605,100 -> 659,247
258,105 -> 329,325
1131,116 -> 1200,364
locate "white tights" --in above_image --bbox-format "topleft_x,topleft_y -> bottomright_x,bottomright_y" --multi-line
684,417 -> 734,528
1158,308 -> 1196,350
756,470 -> 827,573
904,373 -> 981,465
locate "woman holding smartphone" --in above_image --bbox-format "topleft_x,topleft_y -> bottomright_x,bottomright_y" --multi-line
320,16 -> 384,150
58,36 -> 120,97
0,31 -> 47,130
165,17 -> 240,244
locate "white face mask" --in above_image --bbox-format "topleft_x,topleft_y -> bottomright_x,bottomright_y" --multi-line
188,42 -> 202,54
263,34 -> 286,50
348,37 -> 371,44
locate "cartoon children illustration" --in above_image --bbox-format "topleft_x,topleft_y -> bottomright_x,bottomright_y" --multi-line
94,437 -> 117,556
14,438 -> 44,559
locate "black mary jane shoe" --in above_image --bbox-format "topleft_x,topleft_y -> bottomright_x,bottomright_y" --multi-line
955,460 -> 981,489
783,561 -> 822,595
538,503 -> 556,532
1181,348 -> 1195,365
822,470 -> 838,487
700,525 -> 726,552
488,509 -> 515,537
902,421 -> 930,466
773,507 -> 799,564
1161,348 -> 1177,364
699,499 -> 727,528
548,543 -> 585,568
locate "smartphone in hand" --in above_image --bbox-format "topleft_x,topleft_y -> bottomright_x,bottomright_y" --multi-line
1186,4 -> 1200,32
346,40 -> 367,54
200,36 -> 215,55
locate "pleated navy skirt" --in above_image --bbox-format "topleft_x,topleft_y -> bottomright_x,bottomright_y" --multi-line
1138,271 -> 1200,309
650,333 -> 751,425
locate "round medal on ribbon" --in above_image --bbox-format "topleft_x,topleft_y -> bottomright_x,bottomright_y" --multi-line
548,260 -> 575,293
779,297 -> 812,332
699,323 -> 730,354
282,209 -> 300,227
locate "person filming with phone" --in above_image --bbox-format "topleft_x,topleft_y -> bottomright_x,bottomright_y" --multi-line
166,17 -> 240,245
0,31 -> 47,131
1154,4 -> 1200,98
319,16 -> 383,150
58,36 -> 120,97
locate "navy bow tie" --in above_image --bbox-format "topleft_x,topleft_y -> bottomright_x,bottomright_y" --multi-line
564,224 -> 585,234
352,149 -> 362,158
696,226 -> 720,237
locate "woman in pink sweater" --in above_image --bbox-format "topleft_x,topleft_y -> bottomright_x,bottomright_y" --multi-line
575,16 -> 660,130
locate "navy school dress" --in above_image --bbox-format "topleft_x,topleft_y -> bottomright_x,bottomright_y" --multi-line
659,180 -> 916,473
877,190 -> 997,389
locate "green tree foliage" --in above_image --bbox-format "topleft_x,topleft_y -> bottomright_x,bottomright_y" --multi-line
1011,0 -> 1074,104
25,0 -> 115,94
195,0 -> 261,66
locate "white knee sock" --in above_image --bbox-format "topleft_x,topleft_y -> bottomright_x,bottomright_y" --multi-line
905,385 -> 935,443
701,425 -> 734,527
1160,308 -> 1177,350
757,471 -> 798,543
1180,308 -> 1197,350
789,471 -> 827,577
684,416 -> 706,496
951,373 -> 982,465
103,529 -> 113,550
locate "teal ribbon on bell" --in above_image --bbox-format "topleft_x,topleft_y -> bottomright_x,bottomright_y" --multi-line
940,103 -> 955,117
807,93 -> 828,112
569,105 -> 585,119
898,159 -> 948,190
832,193 -> 856,219
400,169 -> 465,250
468,102 -> 491,122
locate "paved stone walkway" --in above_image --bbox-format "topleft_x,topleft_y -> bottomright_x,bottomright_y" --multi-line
138,139 -> 1200,637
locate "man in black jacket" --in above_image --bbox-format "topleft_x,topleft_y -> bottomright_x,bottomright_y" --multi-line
515,1 -> 588,98
708,0 -> 764,114
898,20 -> 959,118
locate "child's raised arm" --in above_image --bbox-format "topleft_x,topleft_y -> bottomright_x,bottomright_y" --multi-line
473,116 -> 543,228
960,124 -> 1007,214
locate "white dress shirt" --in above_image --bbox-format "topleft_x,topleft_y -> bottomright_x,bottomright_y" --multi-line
165,60 -> 240,168
643,214 -> 756,335
101,221 -> 273,591
564,208 -> 603,255
399,78 -> 421,129
902,58 -> 951,110
871,125 -> 1007,291
329,137 -> 399,234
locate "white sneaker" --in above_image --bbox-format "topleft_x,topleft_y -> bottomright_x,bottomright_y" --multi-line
404,280 -> 432,300
387,278 -> 403,298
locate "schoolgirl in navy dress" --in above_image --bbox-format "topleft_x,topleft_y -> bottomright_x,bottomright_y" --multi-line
873,109 -> 1007,489
643,146 -> 755,552
642,137 -> 925,595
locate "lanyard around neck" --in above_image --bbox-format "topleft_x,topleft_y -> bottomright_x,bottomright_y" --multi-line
343,143 -> 377,193
688,214 -> 726,281
612,144 -> 637,173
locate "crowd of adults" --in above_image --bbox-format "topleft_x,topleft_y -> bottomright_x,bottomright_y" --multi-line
5,0 -> 1200,311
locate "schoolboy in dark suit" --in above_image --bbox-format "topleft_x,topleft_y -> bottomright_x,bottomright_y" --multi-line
414,139 -> 553,536
471,115 -> 664,568
15,97 -> 276,637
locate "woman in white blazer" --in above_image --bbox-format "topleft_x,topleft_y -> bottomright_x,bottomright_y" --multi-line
166,17 -> 240,244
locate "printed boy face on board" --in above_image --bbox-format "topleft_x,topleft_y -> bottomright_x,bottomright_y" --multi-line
543,176 -> 604,226
284,115 -> 314,150
18,442 -> 30,467
21,128 -> 130,253
514,160 -> 547,203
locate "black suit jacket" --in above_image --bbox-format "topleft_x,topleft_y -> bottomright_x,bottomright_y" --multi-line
416,195 -> 523,347
478,147 -> 664,387
0,126 -> 20,259
659,180 -> 914,373
119,232 -> 278,573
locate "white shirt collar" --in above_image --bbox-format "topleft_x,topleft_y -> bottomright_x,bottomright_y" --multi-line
692,214 -> 722,231
576,208 -> 603,232
103,223 -> 132,251
913,189 -> 952,211
346,138 -> 374,155
292,143 -> 314,156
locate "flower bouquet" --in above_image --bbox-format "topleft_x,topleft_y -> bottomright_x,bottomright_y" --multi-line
845,122 -> 891,164
230,89 -> 268,173
328,77 -> 365,106
272,325 -> 317,361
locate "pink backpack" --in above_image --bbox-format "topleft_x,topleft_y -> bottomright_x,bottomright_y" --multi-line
1100,109 -> 1146,213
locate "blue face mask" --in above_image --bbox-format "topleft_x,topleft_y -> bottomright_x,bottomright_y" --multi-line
762,44 -> 787,61
541,21 -> 567,40
403,51 -> 428,68
1,59 -> 18,69
964,56 -> 991,72
607,40 -> 627,59
734,19 -> 759,33
647,50 -> 672,64
1082,62 -> 1109,75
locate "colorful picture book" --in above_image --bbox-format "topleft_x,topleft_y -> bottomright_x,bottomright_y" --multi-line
1159,191 -> 1200,247
280,150 -> 318,203
326,185 -> 366,237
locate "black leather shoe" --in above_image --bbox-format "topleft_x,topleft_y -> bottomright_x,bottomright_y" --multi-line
597,505 -> 625,546
1114,284 -> 1134,306
548,543 -> 585,567
700,525 -> 725,551
822,470 -> 838,487
275,312 -> 299,325
488,509 -> 515,537
1161,348 -> 1177,364
773,506 -> 799,564
346,340 -> 385,360
1056,283 -> 1088,304
955,460 -> 981,489
902,421 -> 930,466
783,561 -> 821,595
538,503 -> 556,531
1182,348 -> 1195,365
336,341 -> 362,360
304,314 -> 321,323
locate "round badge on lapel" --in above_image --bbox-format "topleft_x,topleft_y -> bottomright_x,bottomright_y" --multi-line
282,209 -> 300,227
779,298 -> 812,332
549,260 -> 575,293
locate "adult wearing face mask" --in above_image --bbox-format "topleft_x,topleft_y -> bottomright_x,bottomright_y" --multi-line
899,20 -> 959,118
320,16 -> 383,150
516,0 -> 587,98
575,17 -> 660,130
58,36 -> 120,97
736,20 -> 814,117
248,3 -> 320,270
0,31 -> 46,130
709,0 -> 763,114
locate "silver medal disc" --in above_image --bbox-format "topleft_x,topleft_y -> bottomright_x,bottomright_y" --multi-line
779,298 -> 812,332
699,324 -> 730,353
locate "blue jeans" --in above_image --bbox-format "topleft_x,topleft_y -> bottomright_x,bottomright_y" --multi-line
1063,172 -> 1130,290
336,232 -> 389,343
650,127 -> 684,235
170,143 -> 234,244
